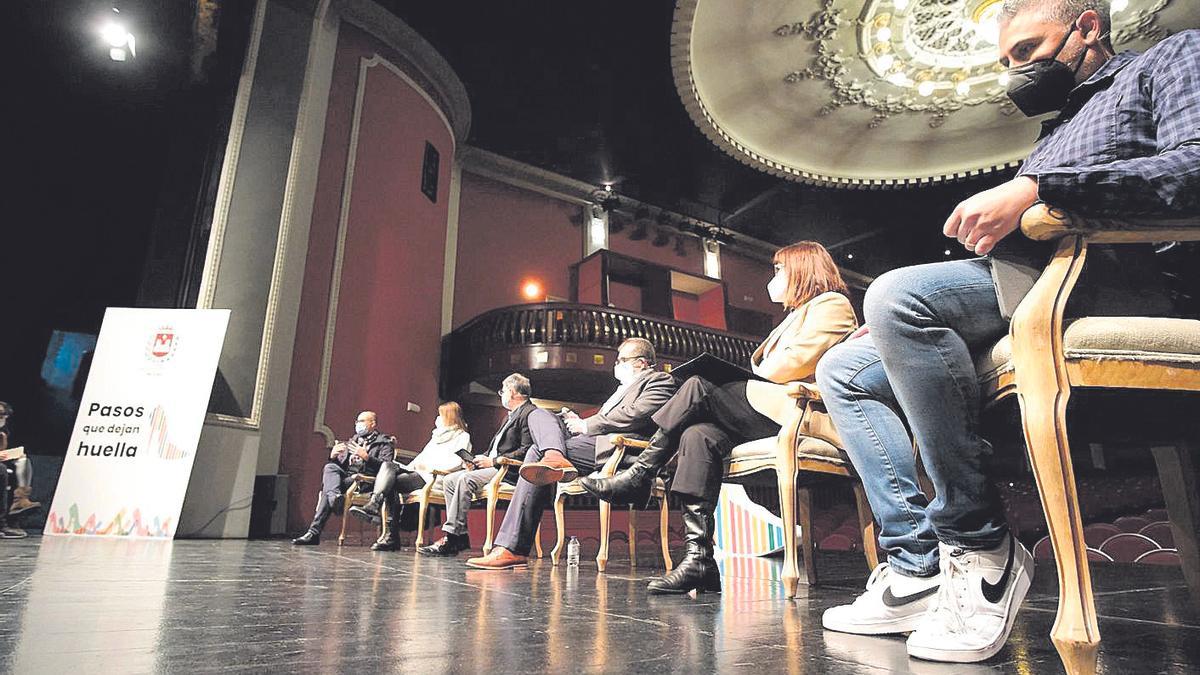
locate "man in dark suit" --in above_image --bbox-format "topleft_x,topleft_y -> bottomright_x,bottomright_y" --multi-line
465,338 -> 676,570
293,410 -> 395,545
418,373 -> 549,558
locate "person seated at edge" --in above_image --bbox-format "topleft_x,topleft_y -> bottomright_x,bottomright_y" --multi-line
348,401 -> 473,551
0,401 -> 29,539
815,1 -> 1200,664
581,241 -> 857,594
417,373 -> 561,561
292,410 -> 396,545
464,337 -> 678,570
1,402 -> 40,521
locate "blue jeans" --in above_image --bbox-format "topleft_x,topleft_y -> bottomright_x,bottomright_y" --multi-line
815,259 -> 1010,577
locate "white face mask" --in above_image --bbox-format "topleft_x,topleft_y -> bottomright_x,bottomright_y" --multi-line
767,269 -> 788,304
434,414 -> 445,429
614,361 -> 636,385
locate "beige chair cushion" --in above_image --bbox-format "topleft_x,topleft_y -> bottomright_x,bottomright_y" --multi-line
976,316 -> 1200,382
729,435 -> 846,464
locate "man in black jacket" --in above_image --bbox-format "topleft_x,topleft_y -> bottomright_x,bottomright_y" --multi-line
466,338 -> 677,570
292,410 -> 395,545
418,373 -> 546,557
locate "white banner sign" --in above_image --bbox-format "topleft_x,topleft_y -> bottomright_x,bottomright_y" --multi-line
47,308 -> 230,538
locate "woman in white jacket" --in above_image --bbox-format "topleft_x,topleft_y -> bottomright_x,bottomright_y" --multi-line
350,402 -> 472,550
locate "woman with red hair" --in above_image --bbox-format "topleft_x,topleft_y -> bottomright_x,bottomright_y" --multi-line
581,241 -> 857,594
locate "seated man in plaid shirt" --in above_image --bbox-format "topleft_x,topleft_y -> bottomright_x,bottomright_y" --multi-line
816,0 -> 1199,664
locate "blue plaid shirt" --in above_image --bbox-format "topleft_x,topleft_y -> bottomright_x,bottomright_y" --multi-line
1018,30 -> 1200,216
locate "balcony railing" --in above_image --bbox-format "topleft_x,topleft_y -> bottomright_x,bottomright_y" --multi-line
441,303 -> 762,401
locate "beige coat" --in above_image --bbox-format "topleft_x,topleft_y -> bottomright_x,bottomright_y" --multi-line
744,291 -> 858,426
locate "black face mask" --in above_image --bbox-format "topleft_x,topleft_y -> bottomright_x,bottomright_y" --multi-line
1005,23 -> 1090,117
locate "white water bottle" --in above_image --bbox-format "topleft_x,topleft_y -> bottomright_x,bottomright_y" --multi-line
566,536 -> 580,567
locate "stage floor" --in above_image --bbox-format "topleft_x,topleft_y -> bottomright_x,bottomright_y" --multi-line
2,536 -> 1198,674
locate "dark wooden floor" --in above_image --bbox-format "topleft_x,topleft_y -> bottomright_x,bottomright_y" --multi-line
1,535 -> 1198,673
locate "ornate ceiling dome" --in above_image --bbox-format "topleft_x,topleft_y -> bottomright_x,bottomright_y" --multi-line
672,0 -> 1198,187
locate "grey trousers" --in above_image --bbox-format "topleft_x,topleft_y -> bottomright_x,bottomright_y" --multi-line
440,466 -> 498,535
493,435 -> 597,556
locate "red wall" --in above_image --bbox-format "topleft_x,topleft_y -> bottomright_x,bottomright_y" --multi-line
610,228 -> 704,276
452,173 -> 581,327
280,24 -> 455,531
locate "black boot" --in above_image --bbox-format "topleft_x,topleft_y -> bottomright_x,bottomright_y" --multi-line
579,430 -> 675,506
349,494 -> 383,524
647,498 -> 720,594
418,532 -> 470,556
371,495 -> 402,551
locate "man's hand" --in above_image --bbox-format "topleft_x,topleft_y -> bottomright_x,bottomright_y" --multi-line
330,442 -> 346,459
462,460 -> 477,471
351,442 -> 369,462
560,407 -> 579,420
473,455 -> 493,469
565,417 -> 587,435
943,176 -> 1039,256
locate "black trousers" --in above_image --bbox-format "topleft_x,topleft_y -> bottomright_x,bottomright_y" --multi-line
372,461 -> 427,500
308,461 -> 364,533
652,376 -> 780,503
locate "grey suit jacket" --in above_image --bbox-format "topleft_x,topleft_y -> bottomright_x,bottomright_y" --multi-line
584,369 -> 677,459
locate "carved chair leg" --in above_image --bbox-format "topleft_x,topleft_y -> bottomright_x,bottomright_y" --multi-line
551,492 -> 567,565
597,498 -> 612,572
777,429 -> 801,598
1018,387 -> 1098,674
798,486 -> 817,586
1151,443 -> 1200,605
534,523 -> 543,559
628,507 -> 639,567
415,498 -> 429,548
338,484 -> 357,546
483,494 -> 498,556
853,484 -> 880,570
659,492 -> 673,572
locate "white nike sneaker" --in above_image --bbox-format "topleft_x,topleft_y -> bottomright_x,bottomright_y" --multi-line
906,536 -> 1034,663
822,563 -> 941,635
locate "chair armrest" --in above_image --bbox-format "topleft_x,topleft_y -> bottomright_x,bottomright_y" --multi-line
785,381 -> 822,402
1020,203 -> 1200,244
495,457 -> 524,468
352,474 -> 376,483
600,435 -> 642,477
431,466 -> 465,477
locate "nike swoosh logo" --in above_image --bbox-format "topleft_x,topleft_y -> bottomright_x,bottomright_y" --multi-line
881,584 -> 939,607
981,537 -> 1015,604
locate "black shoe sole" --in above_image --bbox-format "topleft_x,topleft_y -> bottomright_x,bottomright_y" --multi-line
348,507 -> 381,524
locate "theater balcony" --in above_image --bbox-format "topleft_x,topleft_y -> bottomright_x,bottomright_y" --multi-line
440,302 -> 761,404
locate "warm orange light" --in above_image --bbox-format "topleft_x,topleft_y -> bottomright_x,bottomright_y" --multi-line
521,279 -> 544,301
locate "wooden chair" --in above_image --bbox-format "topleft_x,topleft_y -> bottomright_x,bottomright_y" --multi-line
750,381 -> 883,597
973,203 -> 1200,674
337,474 -> 378,546
549,436 -> 673,572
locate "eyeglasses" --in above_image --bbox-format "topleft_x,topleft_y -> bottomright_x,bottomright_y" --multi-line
616,356 -> 643,364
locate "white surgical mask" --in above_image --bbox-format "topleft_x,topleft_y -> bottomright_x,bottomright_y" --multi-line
614,361 -> 636,385
355,421 -> 369,435
767,270 -> 788,304
434,415 -> 445,429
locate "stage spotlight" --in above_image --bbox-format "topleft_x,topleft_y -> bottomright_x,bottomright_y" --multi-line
101,8 -> 136,62
628,220 -> 648,240
652,228 -> 671,247
673,235 -> 688,257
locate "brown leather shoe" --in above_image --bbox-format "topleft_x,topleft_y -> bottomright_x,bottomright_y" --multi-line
519,453 -> 578,486
465,547 -> 528,570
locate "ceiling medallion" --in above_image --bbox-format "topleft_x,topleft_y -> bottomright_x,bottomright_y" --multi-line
776,0 -> 1174,129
